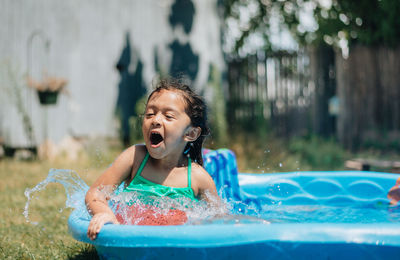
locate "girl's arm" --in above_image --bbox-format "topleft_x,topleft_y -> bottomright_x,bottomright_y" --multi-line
388,177 -> 400,205
85,145 -> 142,240
194,166 -> 225,210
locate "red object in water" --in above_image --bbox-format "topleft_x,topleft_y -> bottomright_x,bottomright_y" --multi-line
115,204 -> 188,226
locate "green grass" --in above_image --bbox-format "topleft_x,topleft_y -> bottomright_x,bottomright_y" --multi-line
0,143 -> 121,259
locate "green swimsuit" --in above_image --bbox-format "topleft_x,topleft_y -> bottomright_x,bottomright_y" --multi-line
122,152 -> 198,201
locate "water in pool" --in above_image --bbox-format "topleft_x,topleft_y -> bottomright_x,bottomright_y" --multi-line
259,204 -> 400,223
24,168 -> 400,226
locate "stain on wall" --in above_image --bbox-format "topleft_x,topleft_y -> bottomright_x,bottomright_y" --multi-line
168,0 -> 199,81
115,33 -> 146,146
169,40 -> 199,81
169,0 -> 195,34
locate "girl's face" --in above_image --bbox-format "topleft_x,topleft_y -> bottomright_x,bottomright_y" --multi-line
142,89 -> 194,159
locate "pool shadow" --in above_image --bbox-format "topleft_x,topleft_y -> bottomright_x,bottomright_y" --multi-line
68,245 -> 99,260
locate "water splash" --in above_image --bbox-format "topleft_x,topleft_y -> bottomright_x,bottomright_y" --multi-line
26,169 -> 397,226
29,169 -> 398,226
23,168 -> 90,224
23,169 -> 267,226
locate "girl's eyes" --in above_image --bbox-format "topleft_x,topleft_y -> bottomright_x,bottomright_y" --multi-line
145,113 -> 154,118
144,112 -> 175,120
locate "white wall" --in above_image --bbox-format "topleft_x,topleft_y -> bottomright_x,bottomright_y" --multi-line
0,0 -> 224,147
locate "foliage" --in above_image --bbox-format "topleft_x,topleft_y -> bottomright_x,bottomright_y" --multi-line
129,95 -> 148,144
224,0 -> 400,54
223,0 -> 281,53
208,64 -> 228,146
0,62 -> 36,146
224,132 -> 350,172
129,116 -> 144,144
288,135 -> 349,170
312,0 -> 400,47
27,75 -> 68,93
360,131 -> 400,152
227,132 -> 305,172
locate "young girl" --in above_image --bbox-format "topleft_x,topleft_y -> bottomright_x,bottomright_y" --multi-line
85,78 -> 220,240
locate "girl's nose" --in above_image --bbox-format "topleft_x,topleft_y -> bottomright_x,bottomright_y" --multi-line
151,113 -> 162,126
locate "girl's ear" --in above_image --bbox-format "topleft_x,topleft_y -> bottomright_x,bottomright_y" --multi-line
184,126 -> 201,142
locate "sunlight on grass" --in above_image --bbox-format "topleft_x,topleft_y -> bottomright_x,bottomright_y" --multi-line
0,141 -> 121,259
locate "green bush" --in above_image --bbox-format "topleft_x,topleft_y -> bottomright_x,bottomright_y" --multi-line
288,135 -> 348,170
361,131 -> 400,152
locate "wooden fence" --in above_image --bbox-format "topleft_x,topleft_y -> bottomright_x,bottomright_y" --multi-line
227,45 -> 400,150
227,50 -> 313,137
336,45 -> 400,150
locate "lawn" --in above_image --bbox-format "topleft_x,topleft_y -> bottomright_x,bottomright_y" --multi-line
0,143 -> 120,259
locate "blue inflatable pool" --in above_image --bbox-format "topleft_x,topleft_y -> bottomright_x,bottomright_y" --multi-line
68,149 -> 400,259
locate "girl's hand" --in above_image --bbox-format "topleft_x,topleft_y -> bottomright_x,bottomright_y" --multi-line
388,178 -> 400,205
87,212 -> 119,240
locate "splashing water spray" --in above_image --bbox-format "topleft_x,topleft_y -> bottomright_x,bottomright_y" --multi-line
24,168 -> 269,226
23,169 -> 90,224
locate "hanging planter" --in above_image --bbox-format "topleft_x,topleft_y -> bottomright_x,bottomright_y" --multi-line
28,75 -> 68,106
37,90 -> 59,105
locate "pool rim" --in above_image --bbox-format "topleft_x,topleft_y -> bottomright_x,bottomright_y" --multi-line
69,171 -> 400,249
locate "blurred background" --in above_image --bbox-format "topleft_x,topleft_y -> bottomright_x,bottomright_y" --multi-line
1,0 -> 399,172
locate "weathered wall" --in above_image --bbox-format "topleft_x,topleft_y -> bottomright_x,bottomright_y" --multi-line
0,0 -> 224,147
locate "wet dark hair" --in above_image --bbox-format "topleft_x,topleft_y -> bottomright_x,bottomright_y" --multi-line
146,77 -> 210,165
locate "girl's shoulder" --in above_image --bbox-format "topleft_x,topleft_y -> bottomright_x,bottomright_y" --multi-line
116,144 -> 147,169
190,162 -> 218,199
190,163 -> 215,187
123,143 -> 146,153
128,144 -> 147,169
190,162 -> 207,174
129,143 -> 146,155
116,144 -> 148,182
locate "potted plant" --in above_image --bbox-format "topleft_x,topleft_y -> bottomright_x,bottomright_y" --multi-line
27,75 -> 68,105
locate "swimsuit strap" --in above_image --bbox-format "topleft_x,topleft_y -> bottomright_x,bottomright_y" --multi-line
188,157 -> 192,188
136,152 -> 150,177
136,151 -> 192,188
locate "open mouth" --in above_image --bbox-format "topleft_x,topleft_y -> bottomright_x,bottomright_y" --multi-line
150,132 -> 164,146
